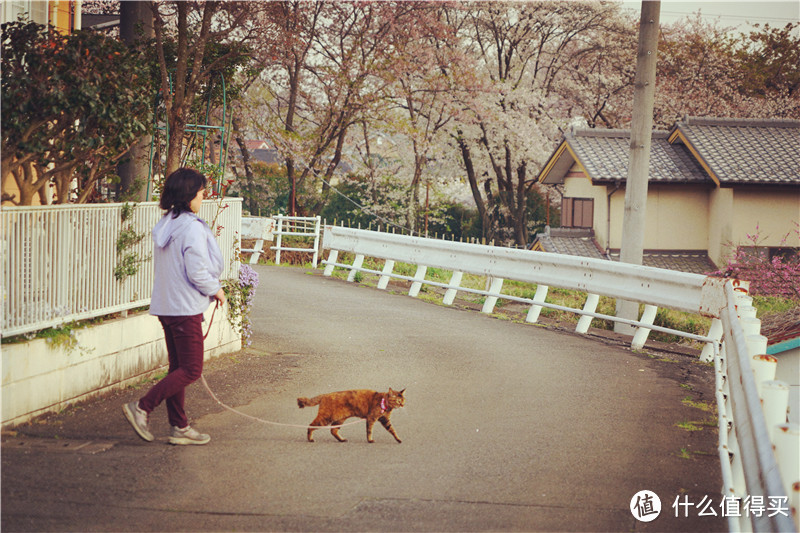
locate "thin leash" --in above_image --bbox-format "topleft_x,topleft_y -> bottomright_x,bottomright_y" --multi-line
200,301 -> 360,430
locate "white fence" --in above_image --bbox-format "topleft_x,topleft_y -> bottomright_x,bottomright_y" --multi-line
241,216 -> 276,264
272,215 -> 321,268
239,215 -> 321,267
1,199 -> 242,337
321,226 -> 798,532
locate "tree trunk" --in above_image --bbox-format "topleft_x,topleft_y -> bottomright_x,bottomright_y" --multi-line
513,161 -> 528,246
116,140 -> 151,201
117,1 -> 153,201
15,163 -> 39,206
233,115 -> 257,214
457,136 -> 490,241
165,113 -> 185,176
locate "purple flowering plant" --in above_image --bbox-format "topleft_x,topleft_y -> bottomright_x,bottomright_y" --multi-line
223,263 -> 260,346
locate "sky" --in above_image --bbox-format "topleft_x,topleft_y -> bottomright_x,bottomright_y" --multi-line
621,1 -> 800,34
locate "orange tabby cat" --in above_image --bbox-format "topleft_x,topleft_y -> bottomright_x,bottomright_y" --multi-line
297,388 -> 406,443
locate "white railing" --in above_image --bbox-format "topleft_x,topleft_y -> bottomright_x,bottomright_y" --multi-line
321,226 -> 798,532
1,199 -> 242,337
241,216 -> 276,264
272,215 -> 321,268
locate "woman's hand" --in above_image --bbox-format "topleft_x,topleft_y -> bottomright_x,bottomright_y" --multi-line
214,288 -> 227,306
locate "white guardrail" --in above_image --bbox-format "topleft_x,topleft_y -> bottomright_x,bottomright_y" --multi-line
272,215 -> 321,268
240,215 -> 321,268
321,226 -> 798,532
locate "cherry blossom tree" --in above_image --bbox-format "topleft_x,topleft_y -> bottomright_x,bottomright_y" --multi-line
375,3 -> 472,232
650,16 -> 800,127
444,1 -> 628,246
232,2 -> 796,238
247,1 -> 426,216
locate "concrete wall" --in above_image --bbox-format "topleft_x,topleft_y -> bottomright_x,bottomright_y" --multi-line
1,306 -> 241,428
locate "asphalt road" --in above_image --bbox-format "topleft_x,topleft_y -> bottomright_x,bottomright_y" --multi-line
2,264 -> 725,532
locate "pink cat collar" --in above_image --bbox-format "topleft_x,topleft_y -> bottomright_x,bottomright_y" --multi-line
381,397 -> 387,413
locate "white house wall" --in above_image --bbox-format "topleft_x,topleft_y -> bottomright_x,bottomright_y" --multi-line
708,188 -> 735,267
731,187 -> 800,250
564,171 -> 711,253
608,186 -> 709,251
646,186 -> 710,251
708,185 -> 800,272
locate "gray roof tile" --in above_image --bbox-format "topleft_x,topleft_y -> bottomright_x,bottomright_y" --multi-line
609,251 -> 717,275
671,117 -> 800,185
532,228 -> 717,274
533,228 -> 607,260
565,129 -> 711,183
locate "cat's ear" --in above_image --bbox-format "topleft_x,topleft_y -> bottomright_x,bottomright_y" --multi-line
399,388 -> 406,396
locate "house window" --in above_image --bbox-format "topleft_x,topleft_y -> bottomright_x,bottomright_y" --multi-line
3,1 -> 49,25
561,197 -> 594,228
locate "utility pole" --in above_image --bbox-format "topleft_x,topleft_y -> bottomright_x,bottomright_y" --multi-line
615,1 -> 660,334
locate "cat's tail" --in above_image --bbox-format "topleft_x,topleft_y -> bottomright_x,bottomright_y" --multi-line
297,396 -> 322,408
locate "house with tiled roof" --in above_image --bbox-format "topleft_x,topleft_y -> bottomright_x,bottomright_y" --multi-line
532,116 -> 800,273
244,140 -> 271,152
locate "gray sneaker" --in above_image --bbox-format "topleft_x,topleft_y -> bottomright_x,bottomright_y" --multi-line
169,425 -> 211,446
122,401 -> 154,442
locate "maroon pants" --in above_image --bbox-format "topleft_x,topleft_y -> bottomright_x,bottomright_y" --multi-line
139,314 -> 204,429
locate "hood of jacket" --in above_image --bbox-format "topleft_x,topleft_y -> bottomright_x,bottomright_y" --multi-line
152,211 -> 201,249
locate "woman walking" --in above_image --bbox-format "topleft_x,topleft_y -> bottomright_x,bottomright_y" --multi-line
123,168 -> 226,445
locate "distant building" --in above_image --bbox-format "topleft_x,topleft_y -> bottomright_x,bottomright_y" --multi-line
532,117 -> 800,273
2,0 -> 80,32
2,0 -> 82,206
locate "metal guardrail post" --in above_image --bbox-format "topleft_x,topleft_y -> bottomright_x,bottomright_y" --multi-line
274,215 -> 284,265
526,285 -> 549,324
377,260 -> 395,290
701,318 -> 723,362
408,265 -> 428,298
481,277 -> 504,314
443,271 -> 463,305
346,255 -> 365,283
575,293 -> 600,334
631,304 -> 658,350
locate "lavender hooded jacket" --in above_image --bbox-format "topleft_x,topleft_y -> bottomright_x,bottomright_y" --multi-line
149,211 -> 224,317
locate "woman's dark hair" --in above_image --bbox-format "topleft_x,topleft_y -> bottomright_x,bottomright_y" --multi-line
160,168 -> 207,218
